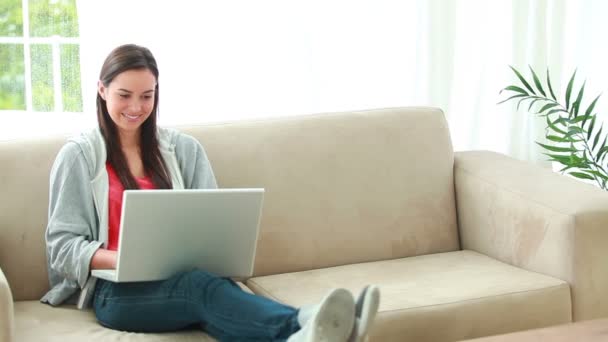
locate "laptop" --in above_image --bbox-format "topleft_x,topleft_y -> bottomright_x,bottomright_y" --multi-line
91,188 -> 264,283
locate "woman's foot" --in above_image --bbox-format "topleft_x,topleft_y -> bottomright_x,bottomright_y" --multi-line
349,285 -> 380,342
288,288 -> 355,342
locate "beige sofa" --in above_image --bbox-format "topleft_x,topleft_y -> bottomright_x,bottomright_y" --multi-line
2,107 -> 608,342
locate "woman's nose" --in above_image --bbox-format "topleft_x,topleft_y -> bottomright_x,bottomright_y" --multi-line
129,100 -> 143,112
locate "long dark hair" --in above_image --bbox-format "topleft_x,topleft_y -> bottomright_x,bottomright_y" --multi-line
97,44 -> 172,190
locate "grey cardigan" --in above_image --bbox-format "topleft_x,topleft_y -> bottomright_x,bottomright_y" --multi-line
41,127 -> 217,307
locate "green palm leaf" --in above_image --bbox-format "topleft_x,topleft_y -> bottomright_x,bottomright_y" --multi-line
571,113 -> 594,124
546,68 -> 558,101
546,135 -> 567,143
565,69 -> 577,110
593,126 -> 604,150
516,96 -> 534,110
597,135 -> 608,155
509,66 -> 535,94
582,94 -> 602,127
536,142 -> 578,153
545,153 -> 572,165
497,94 -> 527,105
587,115 -> 597,141
528,98 -> 546,111
538,103 -> 560,114
570,171 -> 595,180
600,146 -> 608,163
597,146 -> 608,163
572,81 -> 586,117
530,66 -> 547,97
545,108 -> 569,116
500,85 -> 528,95
585,94 -> 601,116
546,116 -> 567,135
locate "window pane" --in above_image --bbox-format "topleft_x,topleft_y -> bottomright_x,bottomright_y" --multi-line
0,44 -> 25,110
61,44 -> 82,112
0,0 -> 23,36
29,0 -> 79,37
31,44 -> 54,111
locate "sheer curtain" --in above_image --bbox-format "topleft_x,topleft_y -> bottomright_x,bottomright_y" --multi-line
72,0 -> 608,166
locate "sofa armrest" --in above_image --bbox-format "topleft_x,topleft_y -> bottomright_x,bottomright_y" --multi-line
455,150 -> 608,321
0,267 -> 14,342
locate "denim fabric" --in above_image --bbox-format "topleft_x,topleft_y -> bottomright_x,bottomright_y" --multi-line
93,270 -> 300,341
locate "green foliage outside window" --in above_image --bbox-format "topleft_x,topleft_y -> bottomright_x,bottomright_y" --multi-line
0,0 -> 23,36
61,44 -> 82,112
29,0 -> 79,37
0,44 -> 25,110
31,44 -> 53,111
0,0 -> 82,112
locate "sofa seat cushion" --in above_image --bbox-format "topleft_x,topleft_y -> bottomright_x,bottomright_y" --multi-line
246,250 -> 572,342
14,301 -> 216,342
13,281 -> 255,341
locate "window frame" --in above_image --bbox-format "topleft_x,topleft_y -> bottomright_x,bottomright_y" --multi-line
0,0 -> 81,113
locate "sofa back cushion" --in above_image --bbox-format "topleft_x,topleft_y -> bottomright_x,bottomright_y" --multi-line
0,137 -> 68,300
182,107 -> 460,276
0,107 -> 460,300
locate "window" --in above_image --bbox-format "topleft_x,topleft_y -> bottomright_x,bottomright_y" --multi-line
0,0 -> 81,112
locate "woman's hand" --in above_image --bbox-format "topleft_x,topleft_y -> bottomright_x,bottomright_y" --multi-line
90,248 -> 118,270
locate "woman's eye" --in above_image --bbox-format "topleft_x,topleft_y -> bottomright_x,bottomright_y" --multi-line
119,94 -> 129,99
143,95 -> 152,100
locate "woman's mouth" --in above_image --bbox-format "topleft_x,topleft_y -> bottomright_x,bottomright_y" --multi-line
122,113 -> 142,121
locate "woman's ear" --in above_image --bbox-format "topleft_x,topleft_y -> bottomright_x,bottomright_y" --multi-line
98,81 -> 107,100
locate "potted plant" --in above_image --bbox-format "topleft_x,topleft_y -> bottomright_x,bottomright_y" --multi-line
499,66 -> 608,189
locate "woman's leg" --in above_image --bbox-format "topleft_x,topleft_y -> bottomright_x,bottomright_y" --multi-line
184,271 -> 300,340
93,270 -> 300,340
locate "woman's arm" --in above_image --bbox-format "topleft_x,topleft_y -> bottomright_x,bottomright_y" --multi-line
90,248 -> 117,269
175,133 -> 218,189
46,143 -> 103,288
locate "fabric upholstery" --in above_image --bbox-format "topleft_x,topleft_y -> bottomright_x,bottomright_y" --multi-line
247,250 -> 571,342
455,151 -> 608,321
12,281 -> 251,342
0,137 -> 68,301
13,301 -> 216,342
460,318 -> 608,342
180,107 -> 460,276
0,267 -> 14,342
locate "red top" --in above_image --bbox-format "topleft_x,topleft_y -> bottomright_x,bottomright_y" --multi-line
106,162 -> 156,251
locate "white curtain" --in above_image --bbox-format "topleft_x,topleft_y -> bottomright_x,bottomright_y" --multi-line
72,0 -> 608,165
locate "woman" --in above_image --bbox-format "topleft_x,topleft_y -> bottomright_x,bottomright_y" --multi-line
41,44 -> 380,341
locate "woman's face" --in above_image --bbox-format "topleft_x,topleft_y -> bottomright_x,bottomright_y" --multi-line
98,68 -> 157,135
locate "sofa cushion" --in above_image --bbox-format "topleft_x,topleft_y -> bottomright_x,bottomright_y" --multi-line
14,301 -> 216,342
13,281 -> 254,341
0,137 -> 68,300
181,107 -> 460,276
246,250 -> 572,342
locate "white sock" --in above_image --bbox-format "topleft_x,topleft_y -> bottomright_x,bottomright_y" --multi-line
297,303 -> 317,327
348,285 -> 380,342
288,288 -> 355,342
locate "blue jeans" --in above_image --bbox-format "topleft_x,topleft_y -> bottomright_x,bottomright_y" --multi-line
93,270 -> 300,341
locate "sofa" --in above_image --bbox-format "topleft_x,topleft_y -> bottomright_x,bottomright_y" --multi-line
2,107 -> 608,342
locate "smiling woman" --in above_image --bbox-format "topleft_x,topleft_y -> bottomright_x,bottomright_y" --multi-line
98,69 -> 156,133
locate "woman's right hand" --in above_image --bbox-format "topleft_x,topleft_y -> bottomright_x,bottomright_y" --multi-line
90,248 -> 118,269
